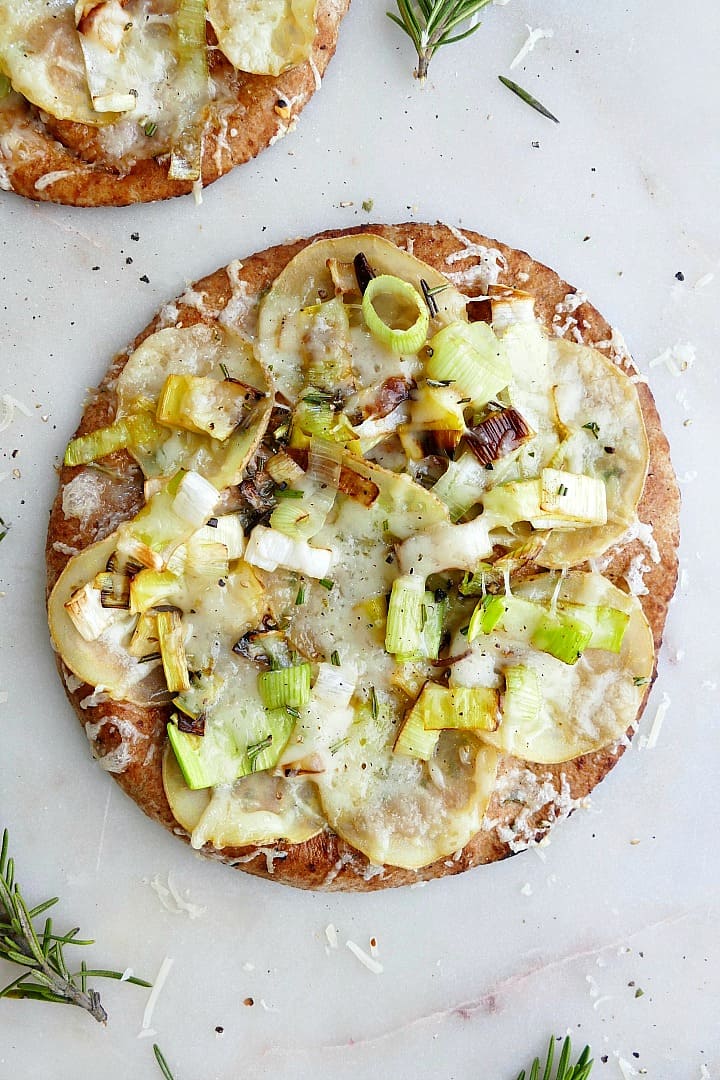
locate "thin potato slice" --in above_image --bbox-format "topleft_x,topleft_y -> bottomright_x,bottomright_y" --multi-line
257,233 -> 469,403
48,535 -> 165,705
0,0 -> 103,124
115,324 -> 272,481
163,745 -> 324,848
316,700 -> 499,870
208,0 -> 317,77
459,572 -> 654,764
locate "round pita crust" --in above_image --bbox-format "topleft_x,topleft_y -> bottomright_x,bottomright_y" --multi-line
0,0 -> 349,207
46,223 -> 680,889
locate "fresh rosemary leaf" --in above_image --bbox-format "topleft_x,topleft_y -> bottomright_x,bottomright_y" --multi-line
515,1036 -> 594,1080
498,76 -> 559,123
387,0 -> 496,82
153,1043 -> 177,1080
0,827 -> 148,1023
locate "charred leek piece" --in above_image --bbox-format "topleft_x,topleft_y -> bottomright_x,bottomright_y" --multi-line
117,471 -> 218,570
362,275 -> 430,355
465,406 -> 535,466
426,321 -> 510,407
257,664 -> 312,710
128,612 -> 159,658
169,0 -> 209,182
64,582 -> 117,642
157,609 -> 191,693
156,375 -> 261,441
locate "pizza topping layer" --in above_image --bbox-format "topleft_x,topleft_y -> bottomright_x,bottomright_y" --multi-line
0,0 -> 319,177
49,234 -> 655,871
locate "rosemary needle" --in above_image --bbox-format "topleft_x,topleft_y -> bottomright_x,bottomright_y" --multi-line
0,827 -> 150,1023
387,0 -> 496,82
498,75 -> 560,123
153,1043 -> 177,1080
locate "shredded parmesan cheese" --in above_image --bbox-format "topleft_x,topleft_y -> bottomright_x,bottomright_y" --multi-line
346,939 -> 384,974
141,956 -> 174,1033
510,26 -> 554,69
148,872 -> 207,919
649,341 -> 696,376
640,692 -> 670,750
324,923 -> 339,949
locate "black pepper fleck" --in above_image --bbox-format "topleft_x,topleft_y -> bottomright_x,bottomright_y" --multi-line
675,271 -> 684,281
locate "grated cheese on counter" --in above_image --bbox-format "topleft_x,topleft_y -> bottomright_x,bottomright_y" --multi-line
148,872 -> 207,919
510,26 -> 554,69
0,393 -> 33,433
141,956 -> 174,1034
649,341 -> 696,377
324,923 -> 339,949
346,939 -> 384,974
640,692 -> 670,750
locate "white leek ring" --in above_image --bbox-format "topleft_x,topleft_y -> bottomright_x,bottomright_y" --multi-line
361,275 -> 429,355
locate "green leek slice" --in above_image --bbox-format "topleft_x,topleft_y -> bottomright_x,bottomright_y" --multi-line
431,452 -> 487,522
385,574 -> 425,657
425,321 -> 510,407
393,699 -> 440,761
257,664 -> 312,710
407,681 -> 500,733
531,613 -> 593,666
64,412 -> 163,467
362,275 -> 430,356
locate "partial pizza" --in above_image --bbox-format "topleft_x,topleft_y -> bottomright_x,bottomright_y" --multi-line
46,224 -> 679,890
0,0 -> 349,205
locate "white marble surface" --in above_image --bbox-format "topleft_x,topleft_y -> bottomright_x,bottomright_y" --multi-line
0,1 -> 718,1076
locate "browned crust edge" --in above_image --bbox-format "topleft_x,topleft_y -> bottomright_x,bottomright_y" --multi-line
0,0 -> 349,207
46,222 -> 680,890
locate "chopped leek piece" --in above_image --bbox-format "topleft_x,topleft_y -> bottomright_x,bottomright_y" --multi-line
157,609 -> 191,692
64,412 -> 163,467
312,661 -> 357,708
156,374 -> 261,441
128,612 -> 159,658
196,514 -> 246,560
64,582 -> 116,642
540,468 -> 607,525
129,569 -> 180,614
558,603 -> 630,653
266,451 -> 306,485
167,723 -> 212,790
431,452 -> 487,522
362,275 -> 430,355
244,525 -> 333,579
393,698 -> 441,760
385,574 -> 425,657
301,297 -> 355,391
169,0 -> 209,182
257,664 -> 312,710
411,681 -> 499,732
171,471 -> 219,527
425,321 -> 510,407
410,382 -> 466,432
502,665 -> 542,733
93,570 -> 130,609
467,595 -> 506,641
531,613 -> 593,665
247,709 -> 296,773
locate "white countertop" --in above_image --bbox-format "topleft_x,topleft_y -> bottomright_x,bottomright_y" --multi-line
1,1 -> 718,1076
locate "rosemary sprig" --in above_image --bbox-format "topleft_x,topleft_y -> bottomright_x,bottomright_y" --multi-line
515,1036 -> 593,1080
0,828 -> 150,1023
387,0 -> 495,82
498,75 -> 559,123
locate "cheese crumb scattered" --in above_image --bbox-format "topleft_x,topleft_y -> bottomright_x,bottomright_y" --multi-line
346,939 -> 384,974
510,26 -> 554,70
141,956 -> 174,1034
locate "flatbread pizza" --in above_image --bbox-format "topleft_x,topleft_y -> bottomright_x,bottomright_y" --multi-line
46,223 -> 679,890
0,0 -> 349,206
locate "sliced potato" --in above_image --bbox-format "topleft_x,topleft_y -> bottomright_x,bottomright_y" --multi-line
163,745 -> 324,848
316,699 -> 499,870
457,571 -> 654,763
257,234 -> 469,403
115,324 -> 272,483
48,535 -> 165,705
208,0 -> 317,77
490,322 -> 649,567
0,0 -> 104,124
